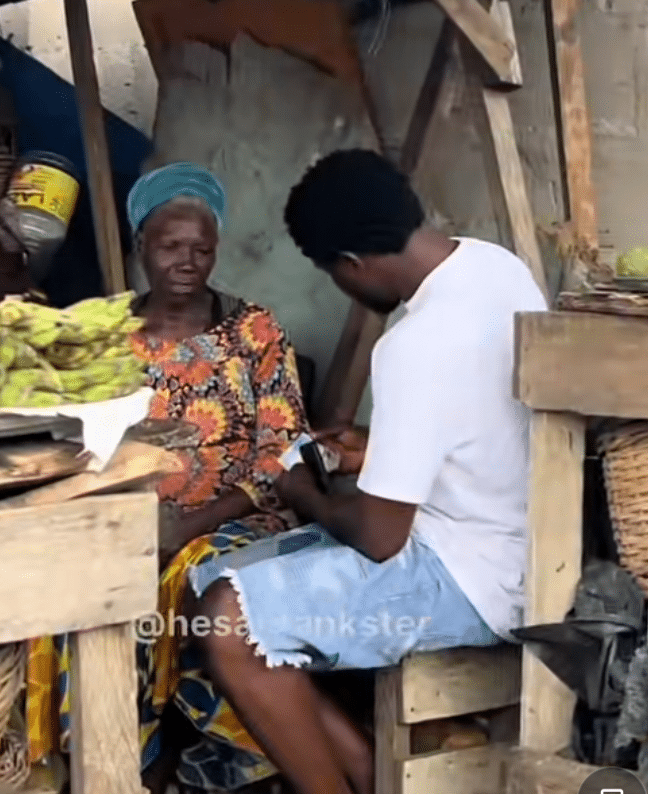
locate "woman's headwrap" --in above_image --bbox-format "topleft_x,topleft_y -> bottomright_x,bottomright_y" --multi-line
127,162 -> 226,234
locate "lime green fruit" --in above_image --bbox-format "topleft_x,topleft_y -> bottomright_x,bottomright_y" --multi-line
617,247 -> 648,278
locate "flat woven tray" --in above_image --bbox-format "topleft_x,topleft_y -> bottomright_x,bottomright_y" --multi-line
599,422 -> 648,594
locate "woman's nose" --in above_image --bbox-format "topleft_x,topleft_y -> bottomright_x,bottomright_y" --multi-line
176,247 -> 196,267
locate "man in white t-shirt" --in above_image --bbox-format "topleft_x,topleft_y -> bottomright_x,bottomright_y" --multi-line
187,150 -> 547,794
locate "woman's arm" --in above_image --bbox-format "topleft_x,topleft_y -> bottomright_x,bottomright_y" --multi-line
159,487 -> 254,568
236,309 -> 311,517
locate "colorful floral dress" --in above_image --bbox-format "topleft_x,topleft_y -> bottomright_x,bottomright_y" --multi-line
26,294 -> 310,790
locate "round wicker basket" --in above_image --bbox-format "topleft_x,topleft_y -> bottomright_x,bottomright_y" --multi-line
0,643 -> 24,743
599,421 -> 648,594
0,729 -> 30,790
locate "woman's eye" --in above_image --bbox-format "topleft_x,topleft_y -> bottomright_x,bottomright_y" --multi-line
197,249 -> 213,256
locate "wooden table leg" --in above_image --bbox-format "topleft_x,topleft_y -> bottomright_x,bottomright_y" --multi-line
70,624 -> 141,794
520,411 -> 585,752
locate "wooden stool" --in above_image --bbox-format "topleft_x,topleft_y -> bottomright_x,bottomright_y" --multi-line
375,644 -> 521,794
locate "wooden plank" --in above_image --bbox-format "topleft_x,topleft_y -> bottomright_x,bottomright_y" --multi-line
556,288 -> 648,317
322,308 -> 386,426
401,645 -> 521,724
514,311 -> 648,417
462,31 -> 548,301
0,440 -> 182,508
401,744 -> 510,794
545,0 -> 604,287
64,0 -> 126,294
399,19 -> 455,175
0,492 -> 158,642
69,624 -> 140,794
506,750 -> 598,794
375,667 -> 409,794
316,302 -> 377,427
521,412 -> 584,753
0,439 -> 89,491
433,0 -> 516,83
492,1 -> 522,86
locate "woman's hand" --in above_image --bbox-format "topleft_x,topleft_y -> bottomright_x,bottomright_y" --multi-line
313,425 -> 368,475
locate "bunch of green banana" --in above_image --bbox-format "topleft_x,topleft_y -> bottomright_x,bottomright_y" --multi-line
0,291 -> 149,408
56,292 -> 142,344
0,301 -> 65,348
73,370 -> 148,403
56,357 -> 143,392
0,384 -> 64,407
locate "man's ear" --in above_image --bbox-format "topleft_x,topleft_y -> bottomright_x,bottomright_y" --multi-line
339,252 -> 364,272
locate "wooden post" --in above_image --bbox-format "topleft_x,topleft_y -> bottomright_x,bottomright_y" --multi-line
521,412 -> 585,752
545,0 -> 604,286
64,0 -> 126,294
70,625 -> 141,794
461,4 -> 549,301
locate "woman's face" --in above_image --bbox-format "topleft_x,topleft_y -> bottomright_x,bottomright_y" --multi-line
142,206 -> 218,299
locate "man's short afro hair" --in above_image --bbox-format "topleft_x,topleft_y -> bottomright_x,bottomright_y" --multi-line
284,149 -> 425,268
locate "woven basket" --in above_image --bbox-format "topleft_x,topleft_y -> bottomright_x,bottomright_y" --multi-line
0,644 -> 23,744
0,729 -> 30,790
599,421 -> 648,594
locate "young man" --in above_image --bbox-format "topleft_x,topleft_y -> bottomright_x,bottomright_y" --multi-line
188,149 -> 547,794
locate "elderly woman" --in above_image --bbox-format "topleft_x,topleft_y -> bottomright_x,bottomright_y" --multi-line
26,163 -> 310,792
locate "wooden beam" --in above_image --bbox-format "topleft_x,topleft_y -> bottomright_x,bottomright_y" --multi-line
545,0 -> 603,285
401,744 -> 510,794
70,624 -> 141,794
64,0 -> 126,294
0,492 -> 158,643
433,0 -> 516,84
514,310 -> 648,417
556,288 -> 648,317
461,17 -> 549,301
401,645 -> 521,724
521,412 -> 584,752
399,19 -> 455,175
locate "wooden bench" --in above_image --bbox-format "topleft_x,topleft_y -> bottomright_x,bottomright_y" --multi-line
375,645 -> 521,794
0,492 -> 158,794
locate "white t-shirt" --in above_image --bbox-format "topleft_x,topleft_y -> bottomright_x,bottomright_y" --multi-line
356,237 -> 548,638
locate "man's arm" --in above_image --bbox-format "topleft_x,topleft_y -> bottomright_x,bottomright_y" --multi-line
276,464 -> 416,562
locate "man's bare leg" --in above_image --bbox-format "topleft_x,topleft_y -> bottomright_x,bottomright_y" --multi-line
195,579 -> 367,794
316,691 -> 373,794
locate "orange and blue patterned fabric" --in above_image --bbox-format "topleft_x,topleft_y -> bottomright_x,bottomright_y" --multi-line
26,296 -> 309,789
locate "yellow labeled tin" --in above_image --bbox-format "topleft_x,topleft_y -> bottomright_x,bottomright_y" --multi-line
8,152 -> 80,227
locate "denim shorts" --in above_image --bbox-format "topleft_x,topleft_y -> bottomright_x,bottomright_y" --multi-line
188,523 -> 501,670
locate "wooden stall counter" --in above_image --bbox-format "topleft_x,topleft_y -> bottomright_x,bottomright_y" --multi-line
0,491 -> 158,794
512,309 -> 648,791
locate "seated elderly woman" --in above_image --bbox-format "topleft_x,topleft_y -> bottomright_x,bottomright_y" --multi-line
26,162 -> 310,792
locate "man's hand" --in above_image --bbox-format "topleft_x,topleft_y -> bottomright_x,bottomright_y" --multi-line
313,425 -> 368,475
275,464 -> 323,521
